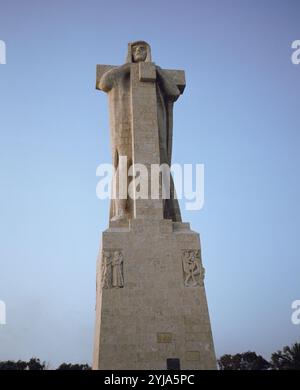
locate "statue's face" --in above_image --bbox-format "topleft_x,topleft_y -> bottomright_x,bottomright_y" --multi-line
132,44 -> 147,62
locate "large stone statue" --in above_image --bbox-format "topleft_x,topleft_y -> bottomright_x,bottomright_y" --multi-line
93,41 -> 216,370
96,41 -> 184,222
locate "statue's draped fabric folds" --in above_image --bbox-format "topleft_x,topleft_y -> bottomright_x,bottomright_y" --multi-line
97,41 -> 182,222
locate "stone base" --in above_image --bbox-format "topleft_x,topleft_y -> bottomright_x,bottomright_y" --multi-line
93,219 -> 216,370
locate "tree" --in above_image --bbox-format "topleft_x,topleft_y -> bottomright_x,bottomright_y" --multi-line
27,358 -> 46,370
271,342 -> 300,370
0,360 -> 27,370
218,351 -> 270,370
0,358 -> 91,370
56,363 -> 91,370
0,358 -> 46,370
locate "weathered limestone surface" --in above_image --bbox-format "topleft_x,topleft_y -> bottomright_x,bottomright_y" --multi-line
93,219 -> 216,370
93,41 -> 216,370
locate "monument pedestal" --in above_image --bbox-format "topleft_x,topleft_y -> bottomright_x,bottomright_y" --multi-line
93,219 -> 216,370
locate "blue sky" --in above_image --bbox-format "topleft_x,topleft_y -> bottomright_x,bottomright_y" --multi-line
0,0 -> 299,367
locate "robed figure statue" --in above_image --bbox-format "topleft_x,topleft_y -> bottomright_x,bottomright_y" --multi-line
97,41 -> 183,222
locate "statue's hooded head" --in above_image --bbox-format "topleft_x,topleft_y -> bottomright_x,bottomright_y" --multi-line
126,40 -> 152,63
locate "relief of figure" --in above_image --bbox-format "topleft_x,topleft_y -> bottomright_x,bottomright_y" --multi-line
182,250 -> 205,287
101,250 -> 124,289
112,251 -> 124,288
101,251 -> 112,289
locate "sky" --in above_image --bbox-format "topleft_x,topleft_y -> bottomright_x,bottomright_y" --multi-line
0,0 -> 300,368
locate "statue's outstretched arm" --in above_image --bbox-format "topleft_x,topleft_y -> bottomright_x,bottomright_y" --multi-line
156,66 -> 181,102
98,63 -> 131,92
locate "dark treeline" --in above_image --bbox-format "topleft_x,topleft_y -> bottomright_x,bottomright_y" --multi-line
0,358 -> 91,370
218,342 -> 300,370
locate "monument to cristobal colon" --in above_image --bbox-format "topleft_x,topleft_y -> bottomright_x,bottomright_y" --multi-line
92,41 -> 216,370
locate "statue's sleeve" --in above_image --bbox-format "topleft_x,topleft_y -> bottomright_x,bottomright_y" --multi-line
98,64 -> 130,93
156,68 -> 181,102
98,68 -> 116,92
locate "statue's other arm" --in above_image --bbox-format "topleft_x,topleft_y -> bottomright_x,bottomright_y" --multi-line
98,63 -> 131,92
156,67 -> 181,102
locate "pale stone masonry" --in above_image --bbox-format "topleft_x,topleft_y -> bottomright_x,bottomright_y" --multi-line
93,41 -> 216,370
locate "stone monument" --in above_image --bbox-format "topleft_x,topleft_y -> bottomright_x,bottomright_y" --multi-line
93,41 -> 216,370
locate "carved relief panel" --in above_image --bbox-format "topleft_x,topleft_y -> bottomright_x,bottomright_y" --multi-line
101,250 -> 124,289
182,249 -> 205,287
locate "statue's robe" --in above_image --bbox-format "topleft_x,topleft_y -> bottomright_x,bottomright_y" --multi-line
98,41 -> 182,222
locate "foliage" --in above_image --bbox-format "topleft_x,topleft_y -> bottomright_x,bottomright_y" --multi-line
0,358 -> 91,370
0,358 -> 46,370
56,363 -> 91,370
271,342 -> 300,370
218,351 -> 270,370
